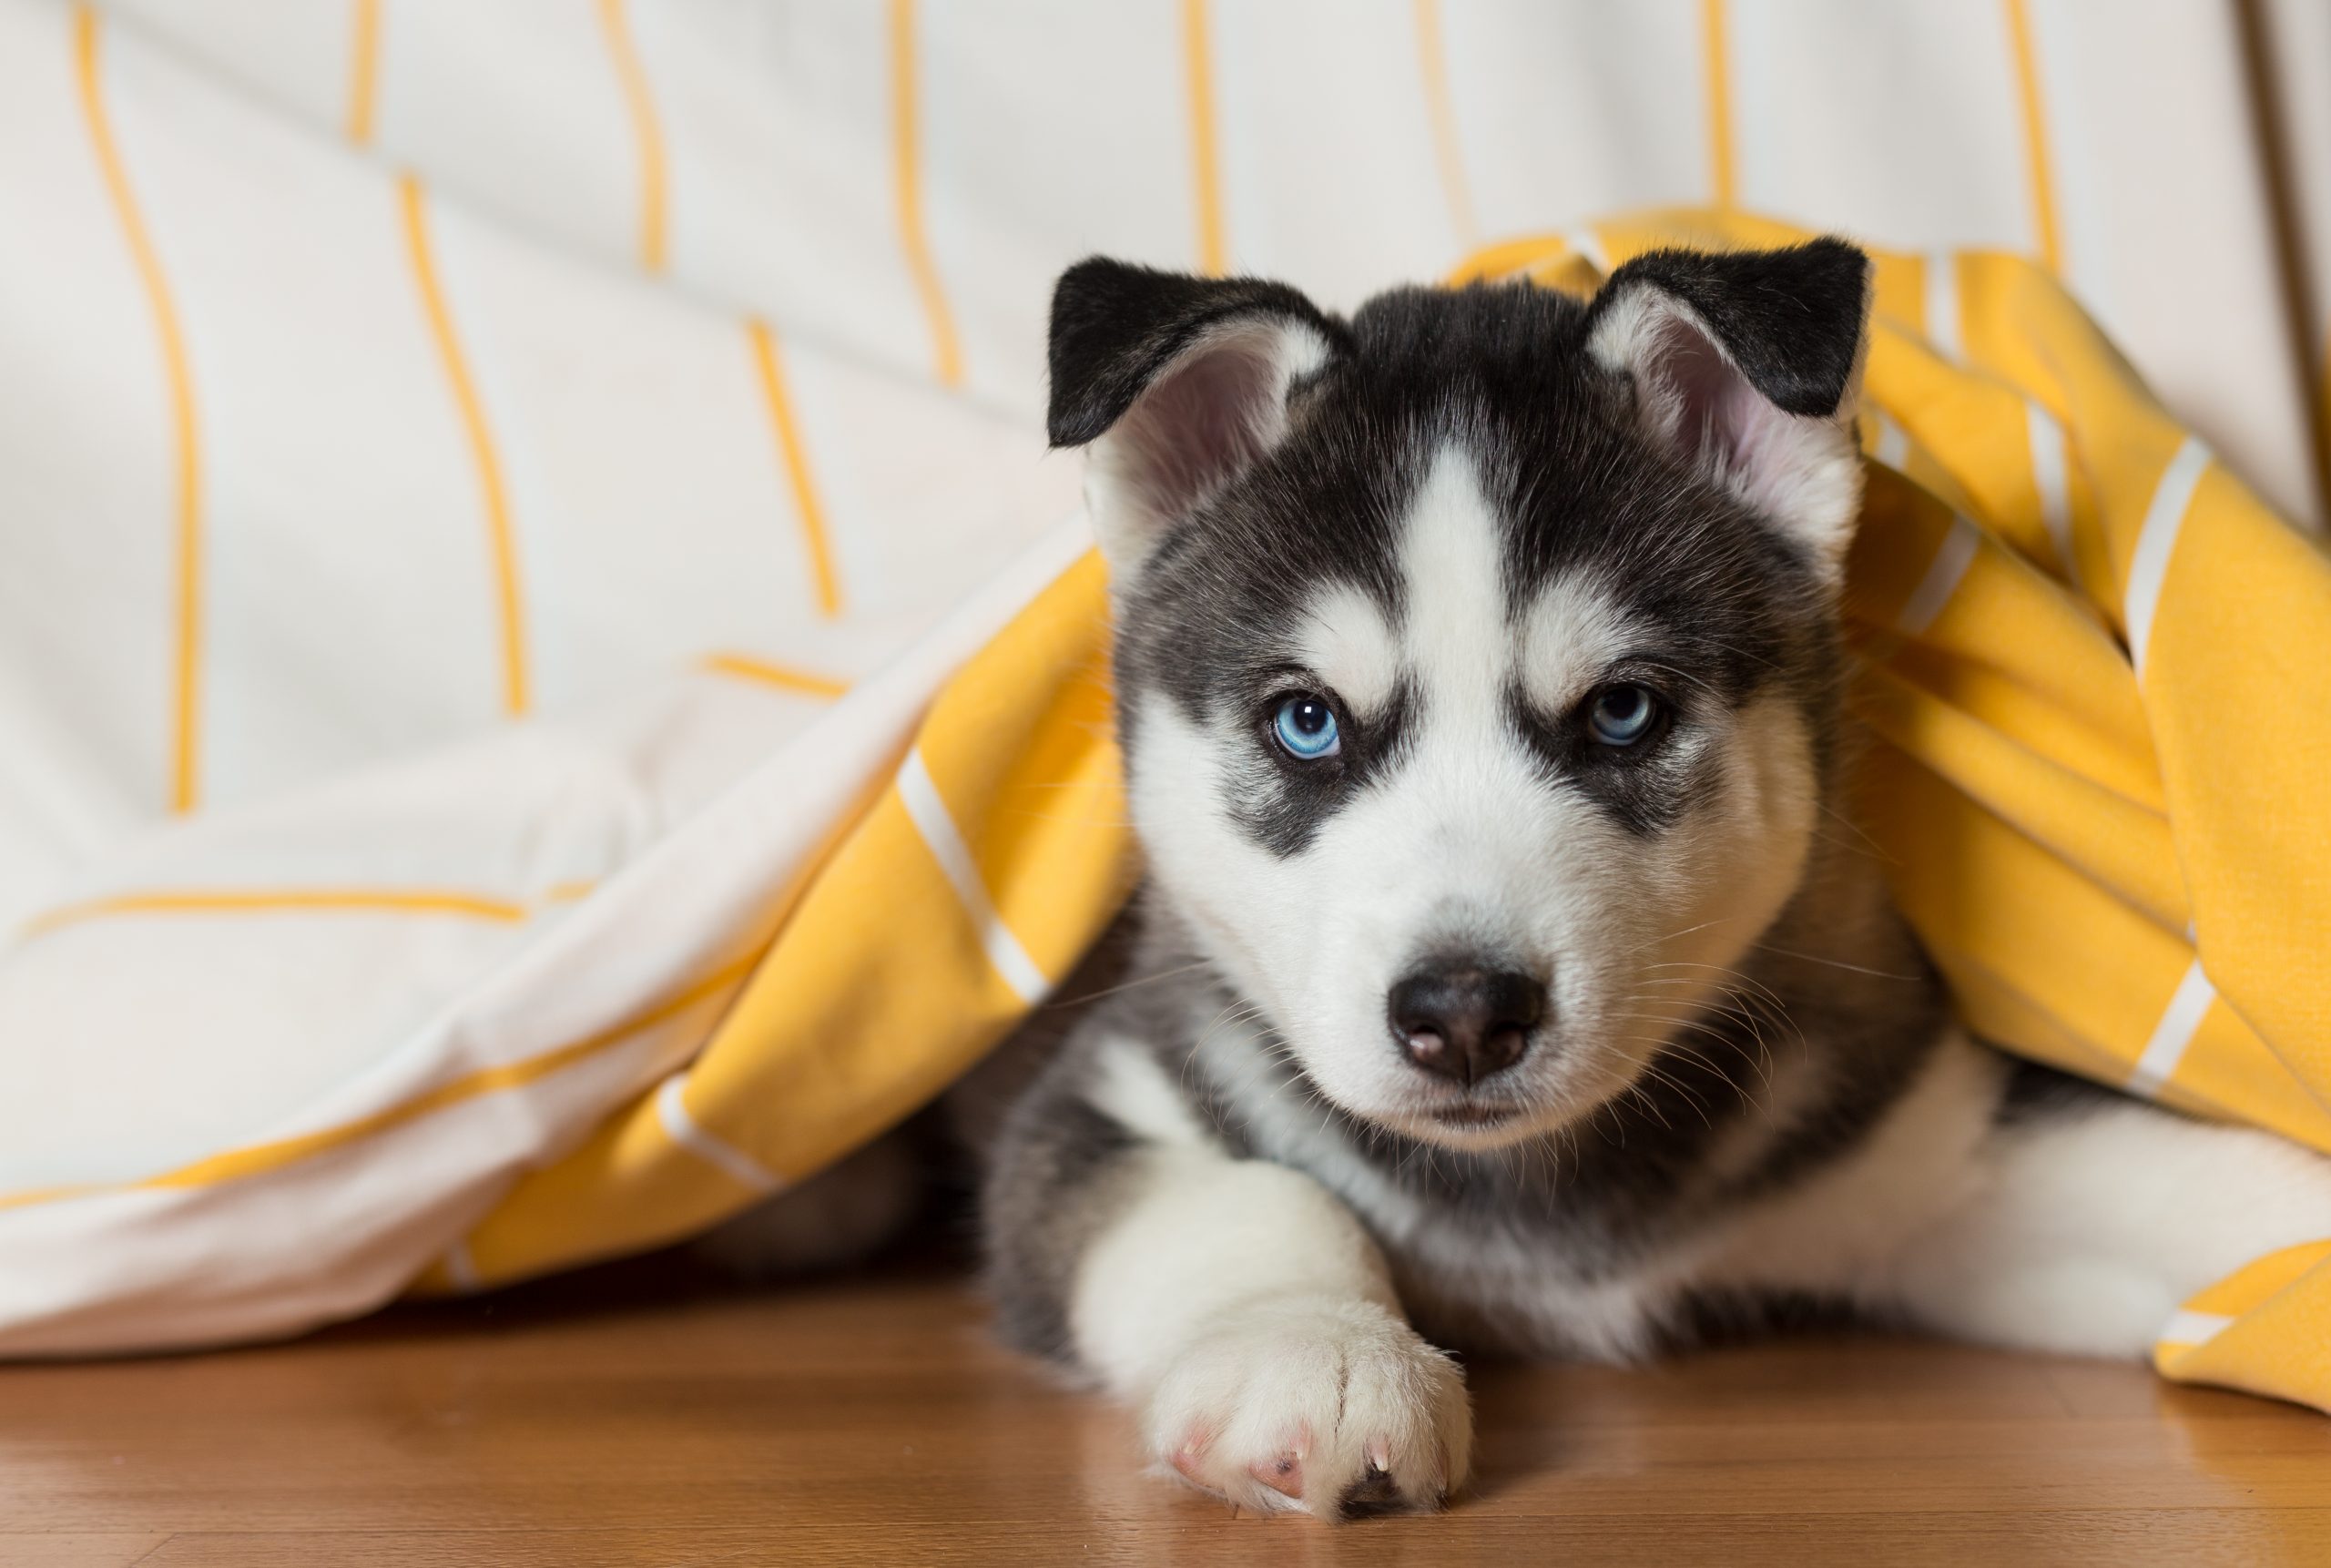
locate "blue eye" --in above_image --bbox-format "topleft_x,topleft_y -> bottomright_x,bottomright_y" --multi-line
1588,684 -> 1659,746
1272,694 -> 1341,759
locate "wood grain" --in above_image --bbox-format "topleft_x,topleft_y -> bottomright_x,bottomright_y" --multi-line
3,1262 -> 2326,1565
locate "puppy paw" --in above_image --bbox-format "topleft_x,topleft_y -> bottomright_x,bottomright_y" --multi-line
1144,1297 -> 1471,1521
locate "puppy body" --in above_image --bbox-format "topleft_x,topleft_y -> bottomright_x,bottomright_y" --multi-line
975,250 -> 2331,1518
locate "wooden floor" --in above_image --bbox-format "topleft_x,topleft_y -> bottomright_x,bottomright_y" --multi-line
5,1259 -> 2329,1567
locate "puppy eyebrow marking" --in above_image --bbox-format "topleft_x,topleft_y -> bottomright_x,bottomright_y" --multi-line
1296,583 -> 1400,716
1518,575 -> 1634,713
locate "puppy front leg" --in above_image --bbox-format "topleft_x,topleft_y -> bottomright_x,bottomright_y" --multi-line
1073,1143 -> 1471,1518
983,1033 -> 1471,1519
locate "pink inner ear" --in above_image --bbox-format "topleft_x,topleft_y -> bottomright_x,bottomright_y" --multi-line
1648,313 -> 1757,475
1643,312 -> 1831,530
1114,326 -> 1297,522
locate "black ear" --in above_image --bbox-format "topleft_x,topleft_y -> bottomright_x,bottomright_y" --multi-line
1047,258 -> 1345,575
1585,239 -> 1872,574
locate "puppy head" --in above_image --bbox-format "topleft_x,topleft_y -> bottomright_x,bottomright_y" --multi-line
1050,242 -> 1870,1149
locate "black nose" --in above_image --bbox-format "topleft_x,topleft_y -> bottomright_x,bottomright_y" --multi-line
1387,966 -> 1545,1086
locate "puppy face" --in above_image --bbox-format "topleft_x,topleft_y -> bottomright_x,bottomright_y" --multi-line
1049,246 -> 1869,1149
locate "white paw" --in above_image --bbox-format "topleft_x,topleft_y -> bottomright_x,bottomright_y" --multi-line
1143,1296 -> 1471,1520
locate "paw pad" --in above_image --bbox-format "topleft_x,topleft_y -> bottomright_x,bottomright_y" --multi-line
1248,1451 -> 1304,1499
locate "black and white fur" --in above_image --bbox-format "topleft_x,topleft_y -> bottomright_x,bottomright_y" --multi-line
952,242 -> 2331,1521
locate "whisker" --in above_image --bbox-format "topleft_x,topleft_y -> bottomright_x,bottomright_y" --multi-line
1749,942 -> 1921,981
1046,960 -> 1216,1010
1813,797 -> 1897,863
1611,916 -> 1744,962
1628,1059 -> 1715,1130
1637,960 -> 1791,1010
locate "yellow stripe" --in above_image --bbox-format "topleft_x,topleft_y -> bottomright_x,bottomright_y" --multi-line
1700,0 -> 1736,208
344,0 -> 381,144
702,652 -> 850,700
1181,0 -> 1227,275
745,320 -> 843,618
400,175 -> 530,716
2000,0 -> 2061,274
1411,0 -> 1477,251
886,0 -> 962,386
25,887 -> 531,939
595,0 -> 667,272
0,958 -> 753,1213
76,7 -> 205,815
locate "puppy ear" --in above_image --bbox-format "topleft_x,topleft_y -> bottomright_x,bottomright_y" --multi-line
1048,258 -> 1344,576
1585,239 -> 1871,576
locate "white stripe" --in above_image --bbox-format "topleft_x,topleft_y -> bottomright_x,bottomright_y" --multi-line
1923,250 -> 1959,360
1562,227 -> 1608,276
440,1239 -> 482,1294
1896,515 -> 1981,636
1873,411 -> 1911,471
2025,402 -> 2074,573
895,746 -> 1050,1003
2124,437 -> 2212,678
656,1074 -> 785,1195
2156,1308 -> 2234,1348
2125,957 -> 2215,1097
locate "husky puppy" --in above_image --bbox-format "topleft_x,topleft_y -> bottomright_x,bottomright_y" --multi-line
975,241 -> 2331,1520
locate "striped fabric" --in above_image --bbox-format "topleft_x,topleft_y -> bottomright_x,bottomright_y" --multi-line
0,2 -> 2325,1385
